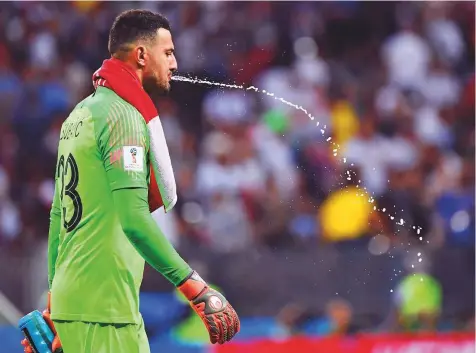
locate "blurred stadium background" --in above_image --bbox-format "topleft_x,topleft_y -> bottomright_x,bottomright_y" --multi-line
0,1 -> 474,353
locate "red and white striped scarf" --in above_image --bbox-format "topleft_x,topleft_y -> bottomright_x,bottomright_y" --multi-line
93,58 -> 177,213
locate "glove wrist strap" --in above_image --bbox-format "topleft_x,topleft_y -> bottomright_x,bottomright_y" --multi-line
178,271 -> 207,301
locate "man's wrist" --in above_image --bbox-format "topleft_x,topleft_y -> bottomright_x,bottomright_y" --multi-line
47,291 -> 52,312
177,269 -> 195,287
177,270 -> 207,301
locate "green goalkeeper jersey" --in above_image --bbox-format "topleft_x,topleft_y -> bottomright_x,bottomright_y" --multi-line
49,86 -> 190,324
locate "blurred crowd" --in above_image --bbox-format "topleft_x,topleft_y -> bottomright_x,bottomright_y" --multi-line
0,0 -> 474,335
1,1 -> 473,251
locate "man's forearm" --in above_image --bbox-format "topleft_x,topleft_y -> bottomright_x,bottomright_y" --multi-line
112,188 -> 192,286
48,189 -> 62,289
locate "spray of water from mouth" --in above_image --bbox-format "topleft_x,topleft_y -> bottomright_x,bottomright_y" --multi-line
171,74 -> 424,239
172,75 -> 319,124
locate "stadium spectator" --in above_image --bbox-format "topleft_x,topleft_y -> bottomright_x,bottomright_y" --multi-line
313,298 -> 358,336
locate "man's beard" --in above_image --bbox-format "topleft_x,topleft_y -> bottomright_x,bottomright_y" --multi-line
143,75 -> 170,99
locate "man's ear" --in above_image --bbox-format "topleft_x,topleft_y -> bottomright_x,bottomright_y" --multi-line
136,45 -> 146,68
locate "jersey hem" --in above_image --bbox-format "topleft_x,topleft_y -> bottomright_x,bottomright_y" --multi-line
51,312 -> 138,324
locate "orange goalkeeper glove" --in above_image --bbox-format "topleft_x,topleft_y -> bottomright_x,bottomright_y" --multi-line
178,271 -> 240,344
21,292 -> 63,353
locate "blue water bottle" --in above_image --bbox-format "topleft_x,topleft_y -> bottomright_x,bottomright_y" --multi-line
18,310 -> 56,353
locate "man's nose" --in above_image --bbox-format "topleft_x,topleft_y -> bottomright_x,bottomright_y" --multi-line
170,56 -> 178,72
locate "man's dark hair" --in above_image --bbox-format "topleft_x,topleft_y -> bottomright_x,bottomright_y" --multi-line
108,10 -> 171,56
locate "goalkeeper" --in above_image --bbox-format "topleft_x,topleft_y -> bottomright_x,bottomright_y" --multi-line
21,9 -> 239,353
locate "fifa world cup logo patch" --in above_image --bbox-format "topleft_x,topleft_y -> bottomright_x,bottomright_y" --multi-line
123,146 -> 144,172
130,147 -> 137,164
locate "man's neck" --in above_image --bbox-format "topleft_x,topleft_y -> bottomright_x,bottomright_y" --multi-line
111,55 -> 143,85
